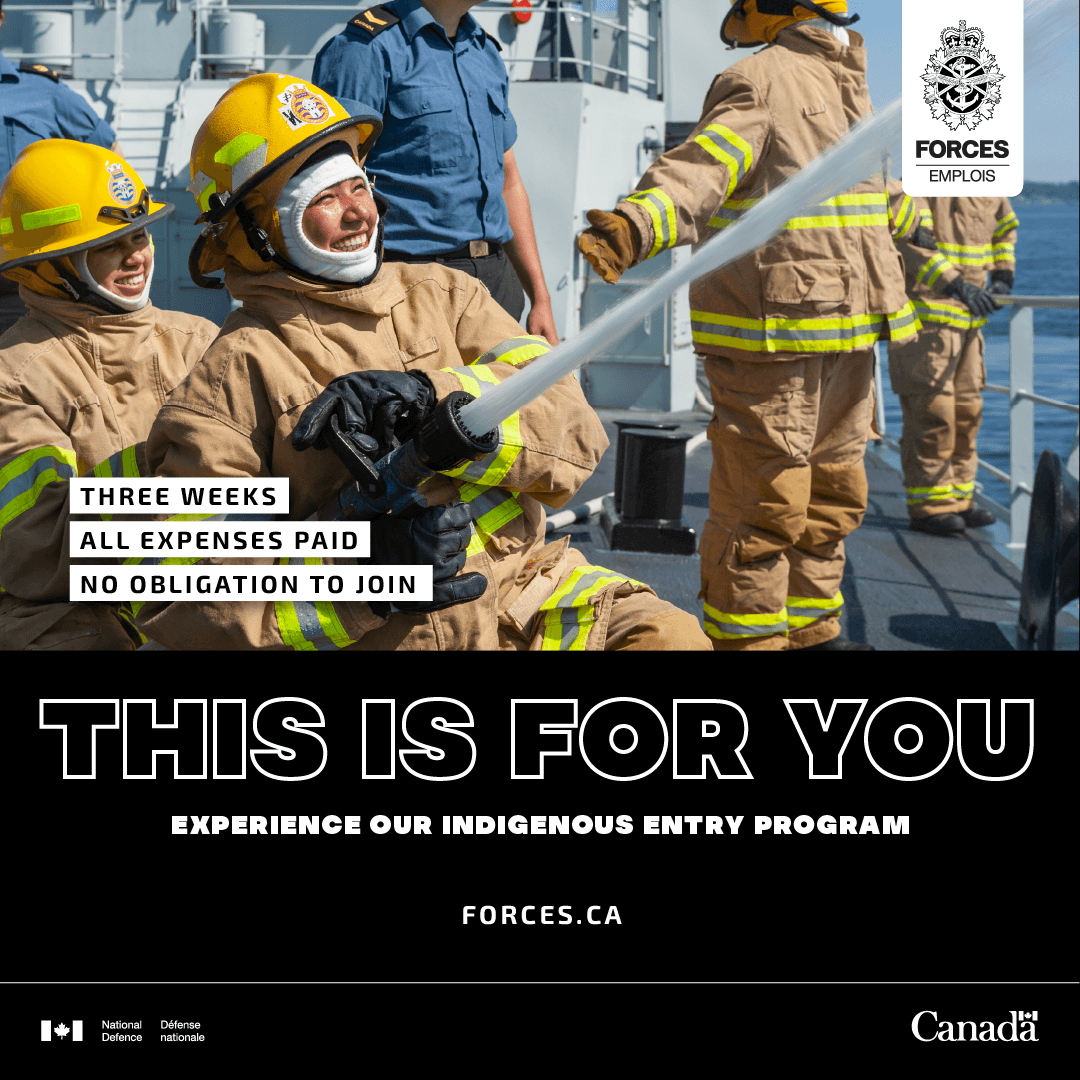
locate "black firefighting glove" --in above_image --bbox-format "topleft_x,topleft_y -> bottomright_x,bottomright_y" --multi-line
942,276 -> 1000,319
367,501 -> 487,614
292,370 -> 437,461
911,224 -> 938,250
989,269 -> 1014,296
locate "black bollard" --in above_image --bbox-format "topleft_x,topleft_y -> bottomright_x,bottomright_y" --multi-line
601,427 -> 697,555
611,419 -> 678,514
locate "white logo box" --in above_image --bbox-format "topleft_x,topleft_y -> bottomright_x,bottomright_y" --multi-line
902,0 -> 1023,196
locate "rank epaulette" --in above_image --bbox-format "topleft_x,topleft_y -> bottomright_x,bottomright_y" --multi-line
18,60 -> 61,83
484,30 -> 503,52
348,5 -> 402,36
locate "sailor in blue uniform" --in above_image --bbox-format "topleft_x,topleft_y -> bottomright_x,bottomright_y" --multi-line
313,1 -> 558,343
1,35 -> 119,330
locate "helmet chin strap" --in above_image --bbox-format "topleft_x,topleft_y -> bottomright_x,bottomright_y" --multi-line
235,193 -> 387,291
72,247 -> 155,312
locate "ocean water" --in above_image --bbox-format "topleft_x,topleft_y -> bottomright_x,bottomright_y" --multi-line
880,204 -> 1079,510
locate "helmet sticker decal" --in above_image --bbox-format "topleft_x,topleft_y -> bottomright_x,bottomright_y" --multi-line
105,161 -> 138,205
277,83 -> 334,130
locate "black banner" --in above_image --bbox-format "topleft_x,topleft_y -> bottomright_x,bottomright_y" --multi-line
5,651 -> 1072,1062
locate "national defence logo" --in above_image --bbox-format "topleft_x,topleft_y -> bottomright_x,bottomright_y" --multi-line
277,83 -> 333,130
105,161 -> 137,205
921,20 -> 1004,131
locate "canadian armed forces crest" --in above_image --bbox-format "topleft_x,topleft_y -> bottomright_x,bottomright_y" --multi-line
922,20 -> 1004,131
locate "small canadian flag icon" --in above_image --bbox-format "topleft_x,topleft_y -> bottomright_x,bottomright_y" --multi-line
41,1020 -> 83,1041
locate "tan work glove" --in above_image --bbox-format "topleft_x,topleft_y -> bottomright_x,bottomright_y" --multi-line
578,209 -> 639,284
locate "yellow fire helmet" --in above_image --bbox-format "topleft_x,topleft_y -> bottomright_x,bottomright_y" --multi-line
187,73 -> 382,289
0,140 -> 172,300
721,0 -> 858,49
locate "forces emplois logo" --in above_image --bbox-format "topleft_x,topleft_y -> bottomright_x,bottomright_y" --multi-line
921,20 -> 1004,131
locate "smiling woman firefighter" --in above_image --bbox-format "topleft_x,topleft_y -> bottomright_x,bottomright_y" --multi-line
0,141 -> 218,651
133,73 -> 710,651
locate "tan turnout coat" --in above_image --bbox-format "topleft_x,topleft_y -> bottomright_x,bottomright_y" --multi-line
893,195 -> 1019,331
0,289 -> 217,649
135,262 -> 616,651
616,25 -> 916,360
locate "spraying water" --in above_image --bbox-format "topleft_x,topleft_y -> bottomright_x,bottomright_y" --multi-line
460,98 -> 903,437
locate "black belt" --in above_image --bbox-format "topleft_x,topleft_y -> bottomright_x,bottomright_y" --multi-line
383,240 -> 502,262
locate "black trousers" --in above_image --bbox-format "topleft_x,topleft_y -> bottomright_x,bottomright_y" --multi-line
383,246 -> 525,324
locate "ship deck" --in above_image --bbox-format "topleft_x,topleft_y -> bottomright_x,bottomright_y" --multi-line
548,409 -> 1079,651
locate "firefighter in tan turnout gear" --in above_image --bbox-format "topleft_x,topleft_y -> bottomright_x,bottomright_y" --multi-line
0,140 -> 217,650
888,193 -> 1018,535
134,74 -> 710,652
578,1 -> 918,652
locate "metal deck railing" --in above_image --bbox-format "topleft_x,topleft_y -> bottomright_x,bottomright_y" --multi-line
874,294 -> 1080,552
4,1 -> 661,93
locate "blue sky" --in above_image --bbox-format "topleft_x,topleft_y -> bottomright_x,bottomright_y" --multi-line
851,3 -> 1079,183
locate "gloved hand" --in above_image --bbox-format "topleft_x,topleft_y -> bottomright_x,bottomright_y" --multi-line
368,500 -> 487,613
942,276 -> 1000,319
911,224 -> 938,250
989,269 -> 1014,296
577,209 -> 639,284
293,370 -> 437,461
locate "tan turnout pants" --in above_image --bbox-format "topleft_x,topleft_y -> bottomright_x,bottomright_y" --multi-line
699,350 -> 874,651
888,325 -> 985,519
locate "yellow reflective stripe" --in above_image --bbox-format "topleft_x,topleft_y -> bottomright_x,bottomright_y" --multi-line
276,599 -> 317,652
0,445 -> 78,540
91,444 -> 142,479
703,600 -> 788,639
890,194 -> 915,237
936,242 -> 994,267
539,564 -> 640,651
708,194 -> 886,232
887,303 -> 921,343
993,213 -> 1019,238
625,187 -> 677,258
907,485 -> 954,505
917,253 -> 954,288
938,242 -> 992,254
691,311 -> 886,353
274,557 -> 357,651
22,203 -> 82,231
214,132 -> 267,168
118,603 -> 148,646
694,124 -> 753,200
784,212 -> 887,229
476,335 -> 551,367
313,601 -> 356,648
467,412 -> 521,486
0,218 -> 12,236
445,365 -> 482,398
196,179 -> 217,214
911,299 -> 986,330
787,592 -> 843,629
458,482 -> 524,555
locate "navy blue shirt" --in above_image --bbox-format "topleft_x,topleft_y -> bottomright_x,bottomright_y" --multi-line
0,55 -> 117,180
312,0 -> 517,254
